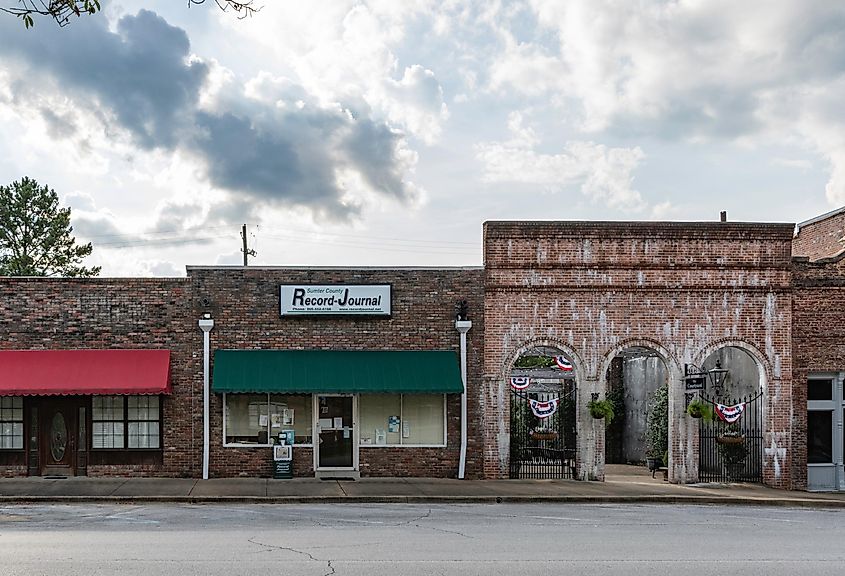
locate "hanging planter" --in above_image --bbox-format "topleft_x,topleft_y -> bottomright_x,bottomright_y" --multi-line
587,399 -> 615,423
686,398 -> 714,420
716,434 -> 745,445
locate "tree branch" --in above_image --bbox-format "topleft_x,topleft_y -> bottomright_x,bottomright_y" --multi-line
1,0 -> 259,28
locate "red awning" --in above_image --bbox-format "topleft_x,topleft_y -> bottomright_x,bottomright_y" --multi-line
0,350 -> 171,396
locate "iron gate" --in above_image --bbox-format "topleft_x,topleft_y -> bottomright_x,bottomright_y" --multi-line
509,385 -> 577,479
698,391 -> 764,483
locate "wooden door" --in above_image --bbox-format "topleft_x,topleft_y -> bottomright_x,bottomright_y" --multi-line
39,399 -> 78,476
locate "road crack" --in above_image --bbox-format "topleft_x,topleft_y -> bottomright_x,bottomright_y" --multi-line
247,536 -> 320,562
243,538 -> 339,575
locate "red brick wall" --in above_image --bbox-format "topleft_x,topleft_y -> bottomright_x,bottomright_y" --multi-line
482,221 -> 797,487
0,277 -> 196,478
792,255 -> 845,489
794,211 -> 845,261
191,267 -> 485,479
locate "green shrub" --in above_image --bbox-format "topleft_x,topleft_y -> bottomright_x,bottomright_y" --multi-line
588,399 -> 615,424
645,384 -> 669,458
686,398 -> 714,421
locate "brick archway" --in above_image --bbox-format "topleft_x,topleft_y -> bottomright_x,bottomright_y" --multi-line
597,339 -> 684,481
694,339 -> 785,486
482,220 -> 794,486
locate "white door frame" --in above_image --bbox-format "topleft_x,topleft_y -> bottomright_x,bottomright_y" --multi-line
313,394 -> 358,472
807,373 -> 844,491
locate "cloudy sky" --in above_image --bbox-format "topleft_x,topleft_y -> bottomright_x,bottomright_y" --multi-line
0,0 -> 842,276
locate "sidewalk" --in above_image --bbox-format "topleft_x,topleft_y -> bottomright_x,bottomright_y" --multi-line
2,465 -> 845,507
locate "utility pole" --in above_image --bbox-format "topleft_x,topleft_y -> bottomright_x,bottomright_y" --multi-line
241,224 -> 256,266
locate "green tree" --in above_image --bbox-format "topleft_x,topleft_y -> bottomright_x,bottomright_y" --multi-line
1,0 -> 258,29
0,177 -> 100,277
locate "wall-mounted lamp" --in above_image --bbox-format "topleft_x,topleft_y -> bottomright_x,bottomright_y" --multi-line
456,300 -> 469,322
685,360 -> 729,397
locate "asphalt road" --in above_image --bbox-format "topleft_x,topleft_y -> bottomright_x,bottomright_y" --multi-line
1,502 -> 844,575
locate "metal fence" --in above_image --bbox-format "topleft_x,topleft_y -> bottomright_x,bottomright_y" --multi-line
509,385 -> 577,479
698,391 -> 764,483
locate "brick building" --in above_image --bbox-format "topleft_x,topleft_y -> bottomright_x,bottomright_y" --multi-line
793,209 -> 845,491
0,268 -> 483,480
0,210 -> 842,491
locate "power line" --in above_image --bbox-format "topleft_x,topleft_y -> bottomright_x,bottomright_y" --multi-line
95,233 -> 234,248
79,225 -> 234,241
259,233 -> 479,256
257,225 -> 479,247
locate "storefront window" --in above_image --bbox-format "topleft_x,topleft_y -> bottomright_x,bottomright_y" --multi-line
92,396 -> 124,449
359,394 -> 445,446
402,395 -> 445,445
359,394 -> 401,445
225,394 -> 312,446
128,396 -> 160,448
92,395 -> 161,450
0,396 -> 24,450
269,394 -> 313,444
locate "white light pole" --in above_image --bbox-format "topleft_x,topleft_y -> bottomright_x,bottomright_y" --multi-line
456,318 -> 472,479
198,315 -> 215,480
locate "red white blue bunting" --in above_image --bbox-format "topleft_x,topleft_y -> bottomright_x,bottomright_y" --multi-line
715,402 -> 745,423
510,377 -> 530,390
529,398 -> 560,419
554,356 -> 573,372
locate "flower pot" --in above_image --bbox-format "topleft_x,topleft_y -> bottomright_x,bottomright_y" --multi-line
687,408 -> 703,418
716,435 -> 745,445
589,407 -> 605,419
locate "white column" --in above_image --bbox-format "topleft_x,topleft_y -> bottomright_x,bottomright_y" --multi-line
198,316 -> 215,480
456,320 -> 472,479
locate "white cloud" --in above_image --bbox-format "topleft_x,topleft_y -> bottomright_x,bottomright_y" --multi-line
476,112 -> 644,209
517,0 -> 845,203
220,1 -> 450,144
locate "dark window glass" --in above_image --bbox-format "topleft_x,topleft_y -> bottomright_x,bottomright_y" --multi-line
808,379 -> 833,401
808,410 -> 833,464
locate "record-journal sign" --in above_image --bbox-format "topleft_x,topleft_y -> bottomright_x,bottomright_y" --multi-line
280,285 -> 391,316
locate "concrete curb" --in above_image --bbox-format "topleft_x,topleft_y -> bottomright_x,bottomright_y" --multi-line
3,495 -> 845,507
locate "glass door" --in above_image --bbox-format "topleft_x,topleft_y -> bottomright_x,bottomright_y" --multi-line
807,375 -> 844,491
316,395 -> 356,469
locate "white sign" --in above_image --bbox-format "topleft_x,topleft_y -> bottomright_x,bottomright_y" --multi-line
280,285 -> 391,316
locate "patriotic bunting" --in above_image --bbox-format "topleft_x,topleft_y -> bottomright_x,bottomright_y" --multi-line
529,398 -> 560,419
715,402 -> 746,423
554,356 -> 573,372
510,377 -> 530,390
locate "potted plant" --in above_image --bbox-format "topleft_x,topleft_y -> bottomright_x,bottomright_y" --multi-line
716,425 -> 745,445
686,398 -> 714,420
716,424 -> 748,480
645,450 -> 663,473
588,398 -> 615,424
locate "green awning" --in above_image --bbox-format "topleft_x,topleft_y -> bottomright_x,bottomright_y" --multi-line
212,350 -> 463,394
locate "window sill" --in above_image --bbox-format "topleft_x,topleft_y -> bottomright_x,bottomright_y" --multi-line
359,444 -> 446,448
224,443 -> 313,448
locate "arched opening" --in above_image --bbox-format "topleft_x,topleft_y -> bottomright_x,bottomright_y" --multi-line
696,345 -> 765,483
604,346 -> 670,477
508,345 -> 577,479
